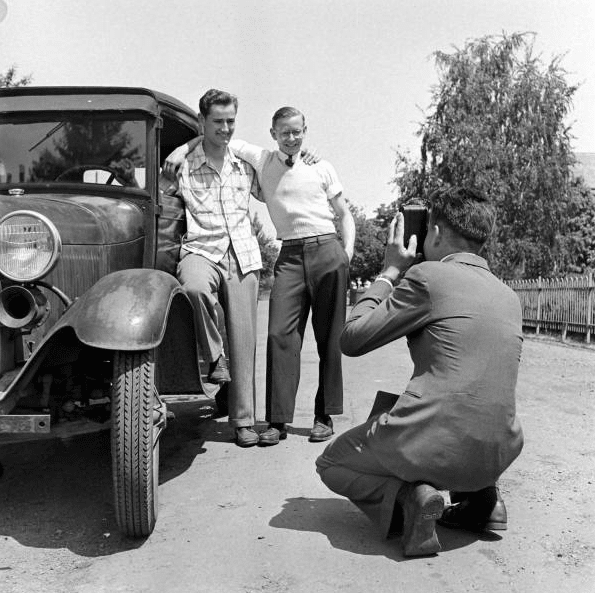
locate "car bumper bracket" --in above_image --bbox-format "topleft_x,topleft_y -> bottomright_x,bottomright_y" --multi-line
0,414 -> 51,433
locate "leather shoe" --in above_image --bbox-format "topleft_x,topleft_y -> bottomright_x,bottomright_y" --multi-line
396,482 -> 444,557
208,356 -> 231,384
258,423 -> 287,446
309,415 -> 333,442
439,485 -> 507,531
235,427 -> 259,448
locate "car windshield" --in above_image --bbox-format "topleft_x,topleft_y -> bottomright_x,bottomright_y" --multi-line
0,114 -> 148,189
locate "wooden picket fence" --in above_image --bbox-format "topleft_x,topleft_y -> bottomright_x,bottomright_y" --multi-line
506,273 -> 595,343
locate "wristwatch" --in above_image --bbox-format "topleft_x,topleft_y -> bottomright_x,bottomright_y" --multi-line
375,273 -> 397,287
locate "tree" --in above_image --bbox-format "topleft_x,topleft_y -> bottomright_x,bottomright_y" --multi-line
30,121 -> 141,182
346,202 -> 385,281
393,32 -> 588,279
252,213 -> 279,293
558,180 -> 595,273
376,148 -> 441,229
0,65 -> 32,87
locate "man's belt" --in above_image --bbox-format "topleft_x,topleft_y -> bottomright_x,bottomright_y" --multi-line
281,233 -> 337,247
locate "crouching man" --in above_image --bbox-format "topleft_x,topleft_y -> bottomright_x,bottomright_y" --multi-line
315,187 -> 524,556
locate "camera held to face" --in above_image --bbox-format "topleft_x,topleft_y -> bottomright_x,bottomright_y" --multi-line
399,204 -> 429,255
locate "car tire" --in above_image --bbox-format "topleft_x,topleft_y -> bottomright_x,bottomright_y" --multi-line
111,349 -> 165,538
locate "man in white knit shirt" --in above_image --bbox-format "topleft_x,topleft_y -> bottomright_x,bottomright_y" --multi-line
166,106 -> 355,445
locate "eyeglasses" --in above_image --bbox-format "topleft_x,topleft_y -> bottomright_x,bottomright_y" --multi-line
277,129 -> 304,140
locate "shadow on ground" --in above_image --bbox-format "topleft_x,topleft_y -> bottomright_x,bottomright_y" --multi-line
0,399 -> 224,557
269,496 -> 502,561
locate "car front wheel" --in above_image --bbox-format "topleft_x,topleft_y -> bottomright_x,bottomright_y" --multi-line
111,349 -> 166,537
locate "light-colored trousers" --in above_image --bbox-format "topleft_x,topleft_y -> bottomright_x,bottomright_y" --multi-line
177,249 -> 259,428
316,418 -> 404,537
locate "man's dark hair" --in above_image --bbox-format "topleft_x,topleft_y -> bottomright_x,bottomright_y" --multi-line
198,89 -> 238,118
271,106 -> 305,128
429,186 -> 495,245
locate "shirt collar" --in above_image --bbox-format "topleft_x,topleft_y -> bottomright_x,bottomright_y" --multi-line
440,252 -> 490,270
188,142 -> 240,168
276,150 -> 301,165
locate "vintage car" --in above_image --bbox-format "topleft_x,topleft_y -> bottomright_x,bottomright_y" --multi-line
0,86 -> 224,538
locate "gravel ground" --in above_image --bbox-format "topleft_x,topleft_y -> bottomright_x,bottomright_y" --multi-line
0,302 -> 593,593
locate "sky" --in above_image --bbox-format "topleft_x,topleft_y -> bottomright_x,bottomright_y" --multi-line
1,0 -> 594,217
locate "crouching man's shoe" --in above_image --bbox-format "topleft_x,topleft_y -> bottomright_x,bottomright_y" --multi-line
396,482 -> 444,557
235,427 -> 259,448
258,423 -> 287,446
309,415 -> 333,442
208,356 -> 231,384
439,485 -> 507,532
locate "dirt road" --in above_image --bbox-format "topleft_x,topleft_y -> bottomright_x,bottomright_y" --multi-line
0,301 -> 593,593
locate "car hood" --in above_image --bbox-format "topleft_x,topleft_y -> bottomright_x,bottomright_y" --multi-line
0,193 -> 144,244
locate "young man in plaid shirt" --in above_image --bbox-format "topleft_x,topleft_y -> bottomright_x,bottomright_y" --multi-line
172,89 -> 262,448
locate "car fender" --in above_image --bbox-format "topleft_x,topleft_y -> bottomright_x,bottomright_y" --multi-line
0,270 -> 204,414
55,268 -> 188,350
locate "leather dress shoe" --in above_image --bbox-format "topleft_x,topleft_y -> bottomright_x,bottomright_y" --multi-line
309,415 -> 334,442
208,356 -> 231,384
235,427 -> 259,448
439,485 -> 507,531
396,482 -> 444,557
258,423 -> 287,446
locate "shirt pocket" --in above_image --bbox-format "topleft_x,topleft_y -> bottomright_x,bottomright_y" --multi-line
402,390 -> 422,399
230,181 -> 250,207
186,188 -> 215,215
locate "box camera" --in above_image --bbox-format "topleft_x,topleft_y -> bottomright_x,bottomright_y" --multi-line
399,204 -> 428,254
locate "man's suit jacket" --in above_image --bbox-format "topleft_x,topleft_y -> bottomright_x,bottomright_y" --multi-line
341,253 -> 524,491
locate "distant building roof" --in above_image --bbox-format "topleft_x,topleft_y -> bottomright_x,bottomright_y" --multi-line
574,153 -> 595,190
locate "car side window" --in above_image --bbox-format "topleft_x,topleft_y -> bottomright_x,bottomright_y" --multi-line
159,114 -> 202,171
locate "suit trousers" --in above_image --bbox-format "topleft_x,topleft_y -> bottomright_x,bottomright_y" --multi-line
316,418 -> 404,537
177,249 -> 259,427
266,235 -> 348,423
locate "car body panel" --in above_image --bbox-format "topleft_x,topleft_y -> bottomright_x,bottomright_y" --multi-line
0,193 -> 145,245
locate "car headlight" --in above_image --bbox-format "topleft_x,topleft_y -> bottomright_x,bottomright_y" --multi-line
0,211 -> 62,282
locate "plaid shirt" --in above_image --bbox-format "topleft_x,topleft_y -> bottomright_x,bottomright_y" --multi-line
175,143 -> 262,274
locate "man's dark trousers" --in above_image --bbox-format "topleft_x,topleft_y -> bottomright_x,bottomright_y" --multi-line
266,235 -> 349,423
